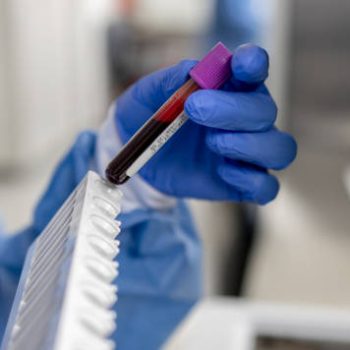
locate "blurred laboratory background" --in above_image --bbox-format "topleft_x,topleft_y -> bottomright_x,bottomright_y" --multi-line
1,0 -> 350,348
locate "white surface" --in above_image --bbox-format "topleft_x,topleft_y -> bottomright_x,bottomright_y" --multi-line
166,297 -> 350,350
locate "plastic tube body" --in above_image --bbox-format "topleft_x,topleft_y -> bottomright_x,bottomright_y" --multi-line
106,79 -> 200,185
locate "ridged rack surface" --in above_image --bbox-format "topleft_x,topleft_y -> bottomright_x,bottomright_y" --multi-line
1,171 -> 122,350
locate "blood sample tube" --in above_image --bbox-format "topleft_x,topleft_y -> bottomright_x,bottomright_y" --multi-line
106,42 -> 233,185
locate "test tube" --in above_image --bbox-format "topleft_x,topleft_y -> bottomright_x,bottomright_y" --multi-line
106,42 -> 233,185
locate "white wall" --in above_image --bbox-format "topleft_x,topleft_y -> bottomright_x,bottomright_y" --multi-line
252,0 -> 292,129
0,0 -> 111,169
0,1 -> 12,166
133,0 -> 214,34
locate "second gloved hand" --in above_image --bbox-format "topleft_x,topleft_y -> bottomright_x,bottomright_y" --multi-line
115,44 -> 297,204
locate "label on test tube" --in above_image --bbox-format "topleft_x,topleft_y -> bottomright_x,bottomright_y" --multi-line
126,112 -> 189,177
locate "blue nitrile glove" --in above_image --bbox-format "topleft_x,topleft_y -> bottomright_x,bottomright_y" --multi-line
116,44 -> 297,204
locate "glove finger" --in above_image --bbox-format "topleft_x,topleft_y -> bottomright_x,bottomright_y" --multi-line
185,88 -> 277,131
218,160 -> 280,205
207,128 -> 297,170
230,44 -> 269,88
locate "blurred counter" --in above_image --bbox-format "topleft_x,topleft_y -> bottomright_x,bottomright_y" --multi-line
166,297 -> 350,350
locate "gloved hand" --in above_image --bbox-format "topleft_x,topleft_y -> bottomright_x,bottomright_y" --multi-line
115,44 -> 297,204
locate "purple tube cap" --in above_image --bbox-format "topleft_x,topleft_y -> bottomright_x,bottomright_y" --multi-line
190,42 -> 232,90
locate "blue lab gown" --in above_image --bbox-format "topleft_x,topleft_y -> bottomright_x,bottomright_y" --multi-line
0,131 -> 202,349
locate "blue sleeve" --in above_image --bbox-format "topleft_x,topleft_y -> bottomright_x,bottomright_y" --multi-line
114,201 -> 202,349
0,226 -> 38,338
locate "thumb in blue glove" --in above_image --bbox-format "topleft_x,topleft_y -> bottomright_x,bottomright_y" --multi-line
115,44 -> 297,204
